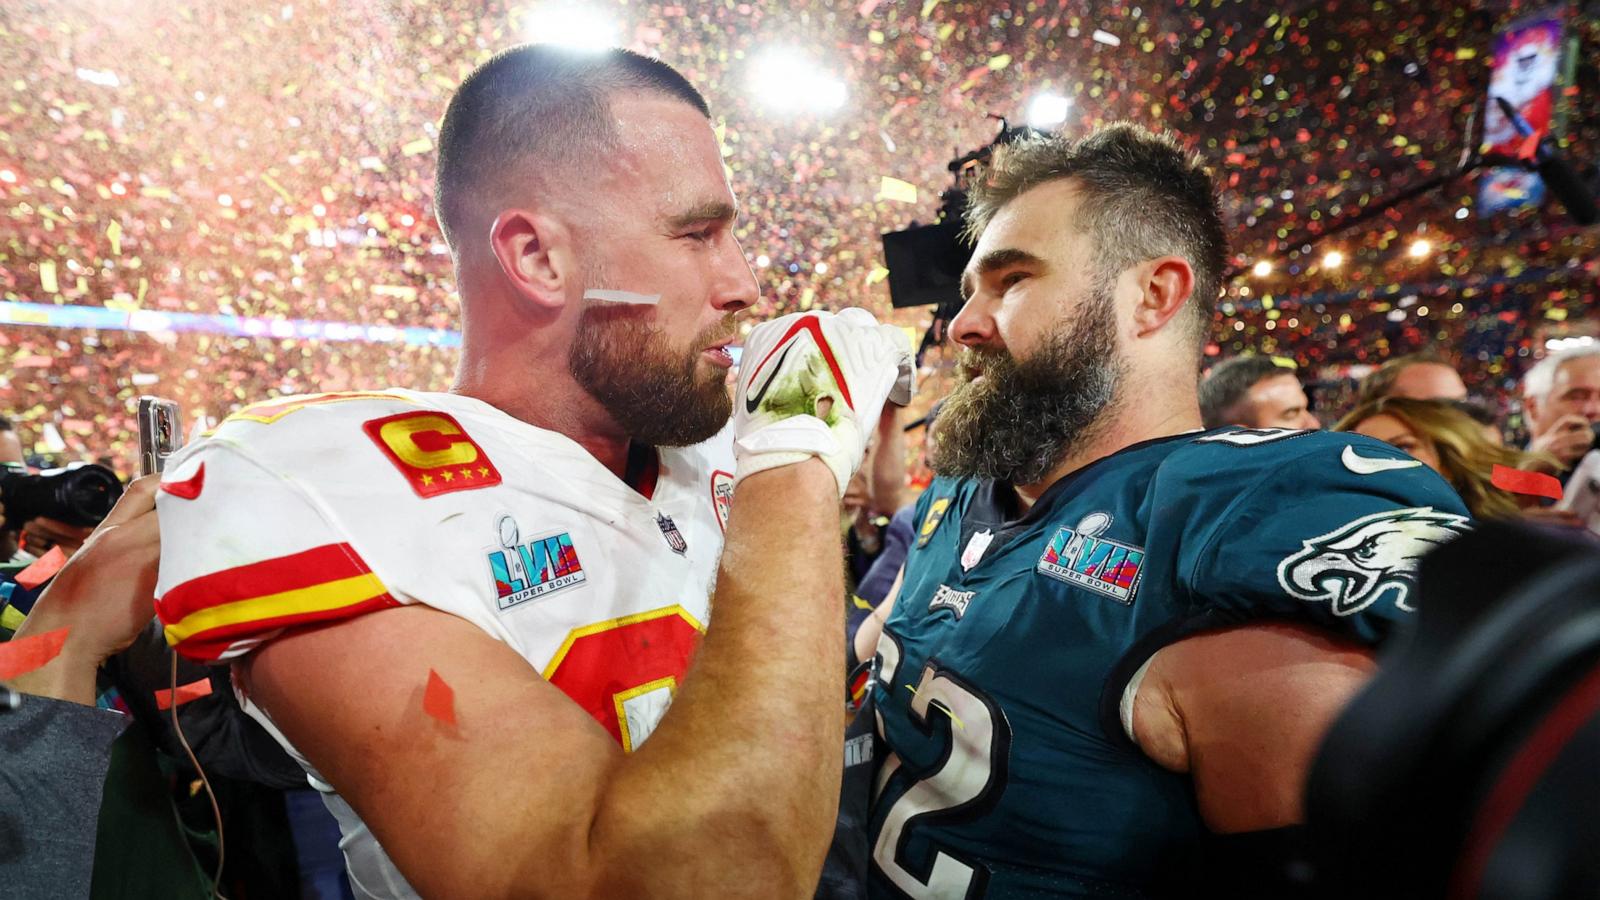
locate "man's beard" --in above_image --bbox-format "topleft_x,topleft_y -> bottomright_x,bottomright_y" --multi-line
569,305 -> 735,447
932,284 -> 1123,486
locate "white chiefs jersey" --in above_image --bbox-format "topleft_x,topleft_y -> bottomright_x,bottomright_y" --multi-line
154,389 -> 734,899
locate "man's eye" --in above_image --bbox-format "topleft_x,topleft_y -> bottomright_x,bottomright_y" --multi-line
681,228 -> 714,243
1001,272 -> 1028,289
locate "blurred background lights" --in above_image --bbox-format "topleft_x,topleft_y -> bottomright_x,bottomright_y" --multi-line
1026,93 -> 1072,129
749,47 -> 848,114
519,4 -> 619,52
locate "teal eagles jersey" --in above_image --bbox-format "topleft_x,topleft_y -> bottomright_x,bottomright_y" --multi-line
866,427 -> 1473,899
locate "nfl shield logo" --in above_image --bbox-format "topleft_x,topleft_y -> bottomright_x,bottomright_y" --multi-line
710,470 -> 734,533
961,529 -> 993,571
657,512 -> 688,555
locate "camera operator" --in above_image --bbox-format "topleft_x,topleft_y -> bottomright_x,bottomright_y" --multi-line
0,476 -> 158,899
1521,346 -> 1600,479
0,416 -> 102,562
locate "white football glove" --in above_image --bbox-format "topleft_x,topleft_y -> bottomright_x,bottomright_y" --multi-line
733,308 -> 915,495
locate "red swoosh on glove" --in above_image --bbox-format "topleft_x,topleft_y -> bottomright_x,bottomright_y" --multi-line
745,316 -> 855,411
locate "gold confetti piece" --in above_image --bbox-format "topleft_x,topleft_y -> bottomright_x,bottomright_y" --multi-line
106,220 -> 121,256
877,176 -> 918,204
373,284 -> 418,301
38,260 -> 57,294
866,265 -> 890,286
905,685 -> 964,729
260,172 -> 294,204
988,54 -> 1012,71
401,137 -> 433,156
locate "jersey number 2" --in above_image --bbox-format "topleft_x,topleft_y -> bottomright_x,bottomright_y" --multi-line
542,606 -> 704,752
872,634 -> 1012,899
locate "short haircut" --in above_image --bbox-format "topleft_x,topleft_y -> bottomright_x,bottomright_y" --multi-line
1521,345 -> 1600,401
0,416 -> 12,433
1357,351 -> 1457,404
1199,355 -> 1297,429
433,44 -> 710,250
963,122 -> 1229,345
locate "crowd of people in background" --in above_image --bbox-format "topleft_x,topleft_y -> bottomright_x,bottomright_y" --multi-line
3,0 -> 1597,469
1196,346 -> 1600,525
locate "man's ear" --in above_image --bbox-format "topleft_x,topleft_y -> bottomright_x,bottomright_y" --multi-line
1523,393 -> 1543,430
1129,256 -> 1197,339
488,209 -> 575,312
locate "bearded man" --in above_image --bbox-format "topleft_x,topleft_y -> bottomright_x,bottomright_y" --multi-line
853,124 -> 1471,898
153,45 -> 911,899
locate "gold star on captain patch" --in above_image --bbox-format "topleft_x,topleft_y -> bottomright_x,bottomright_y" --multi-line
479,467 -> 490,477
440,470 -> 455,481
421,474 -> 434,486
460,468 -> 473,479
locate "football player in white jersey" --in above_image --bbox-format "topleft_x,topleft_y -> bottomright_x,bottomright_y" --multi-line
154,46 -> 912,899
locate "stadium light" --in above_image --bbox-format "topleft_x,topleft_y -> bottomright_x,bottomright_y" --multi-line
1322,250 -> 1344,270
749,48 -> 847,114
1251,259 -> 1273,277
1026,93 -> 1072,129
1407,238 -> 1432,259
520,4 -> 620,52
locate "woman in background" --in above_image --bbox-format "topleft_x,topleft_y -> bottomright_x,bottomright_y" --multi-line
1335,396 -> 1559,520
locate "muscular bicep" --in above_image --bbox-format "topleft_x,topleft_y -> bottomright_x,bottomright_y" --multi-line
1129,622 -> 1377,834
239,605 -> 623,898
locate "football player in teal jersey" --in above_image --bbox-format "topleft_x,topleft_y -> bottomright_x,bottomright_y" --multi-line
857,124 -> 1472,898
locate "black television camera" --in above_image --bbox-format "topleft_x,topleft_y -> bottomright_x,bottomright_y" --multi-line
881,117 -> 1052,364
0,463 -> 124,531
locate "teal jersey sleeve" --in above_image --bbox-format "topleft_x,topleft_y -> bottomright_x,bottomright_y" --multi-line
1175,429 -> 1473,645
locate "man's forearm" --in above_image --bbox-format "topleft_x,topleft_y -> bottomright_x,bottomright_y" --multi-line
8,619 -> 99,706
590,459 -> 846,897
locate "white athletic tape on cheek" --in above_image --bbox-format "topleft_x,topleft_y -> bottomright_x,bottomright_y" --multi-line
582,289 -> 661,305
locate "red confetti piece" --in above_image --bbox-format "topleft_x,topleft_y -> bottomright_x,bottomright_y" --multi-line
15,546 -> 68,590
154,677 -> 214,710
0,627 -> 70,681
1491,465 -> 1563,502
423,669 -> 456,726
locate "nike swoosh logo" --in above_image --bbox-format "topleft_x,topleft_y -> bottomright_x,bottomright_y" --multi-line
745,342 -> 795,414
1342,445 -> 1423,475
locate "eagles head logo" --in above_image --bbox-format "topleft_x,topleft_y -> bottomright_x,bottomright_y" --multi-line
1277,508 -> 1471,616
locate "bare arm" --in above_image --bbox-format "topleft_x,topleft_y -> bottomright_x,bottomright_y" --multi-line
240,461 -> 846,899
1129,621 -> 1377,833
852,566 -> 903,667
9,477 -> 160,705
